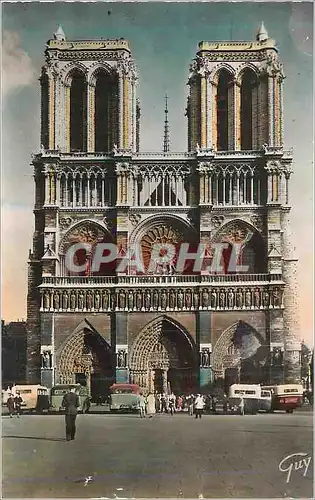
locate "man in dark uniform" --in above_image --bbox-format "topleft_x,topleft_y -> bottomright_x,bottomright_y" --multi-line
62,387 -> 80,441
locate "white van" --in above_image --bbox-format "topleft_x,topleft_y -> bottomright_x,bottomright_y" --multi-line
228,384 -> 261,414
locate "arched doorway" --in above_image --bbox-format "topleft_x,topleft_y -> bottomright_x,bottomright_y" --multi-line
212,321 -> 269,393
129,316 -> 197,394
57,326 -> 114,402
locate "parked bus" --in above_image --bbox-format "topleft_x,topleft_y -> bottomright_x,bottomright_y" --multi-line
109,383 -> 141,413
259,389 -> 272,412
50,384 -> 90,413
228,384 -> 261,414
11,385 -> 50,413
261,384 -> 303,413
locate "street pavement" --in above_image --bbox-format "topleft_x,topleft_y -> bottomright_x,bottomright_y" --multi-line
2,411 -> 313,499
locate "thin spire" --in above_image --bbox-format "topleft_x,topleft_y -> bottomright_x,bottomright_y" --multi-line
256,21 -> 268,42
163,94 -> 170,153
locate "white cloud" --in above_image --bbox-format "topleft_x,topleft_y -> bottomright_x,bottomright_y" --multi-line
2,30 -> 37,97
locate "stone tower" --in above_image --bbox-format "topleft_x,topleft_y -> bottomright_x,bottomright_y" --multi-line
26,25 -> 301,398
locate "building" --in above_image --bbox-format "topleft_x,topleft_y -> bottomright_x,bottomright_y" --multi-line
27,24 -> 301,399
2,320 -> 27,387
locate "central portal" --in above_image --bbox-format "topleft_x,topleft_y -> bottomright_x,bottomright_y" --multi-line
129,316 -> 197,394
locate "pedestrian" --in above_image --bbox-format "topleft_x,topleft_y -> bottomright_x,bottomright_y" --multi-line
61,387 -> 80,441
169,393 -> 176,416
194,394 -> 205,419
239,395 -> 245,416
155,393 -> 161,413
165,393 -> 170,414
211,395 -> 217,413
147,393 -> 156,418
188,394 -> 194,416
7,393 -> 15,418
161,393 -> 167,413
222,394 -> 228,413
177,395 -> 183,412
14,391 -> 23,418
138,393 -> 146,418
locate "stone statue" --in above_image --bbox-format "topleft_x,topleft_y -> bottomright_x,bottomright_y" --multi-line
263,291 -> 269,307
62,292 -> 68,310
117,350 -> 126,368
228,290 -> 234,309
70,291 -> 76,310
145,292 -> 151,310
111,293 -> 116,310
42,351 -> 51,369
119,291 -> 126,309
53,292 -> 60,310
219,291 -> 225,308
86,292 -> 93,310
236,290 -> 243,308
102,291 -> 108,310
177,290 -> 184,309
44,291 -> 50,310
245,290 -> 251,308
185,290 -> 192,309
78,292 -> 84,310
254,289 -> 260,308
169,290 -> 175,309
161,291 -> 167,310
128,291 -> 134,310
202,290 -> 209,308
153,290 -> 159,309
193,292 -> 199,309
272,347 -> 283,366
211,291 -> 217,309
201,349 -> 210,367
94,291 -> 100,310
273,289 -> 281,307
136,290 -> 142,310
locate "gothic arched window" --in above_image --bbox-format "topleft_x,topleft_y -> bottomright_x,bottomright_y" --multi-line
240,69 -> 257,150
40,73 -> 49,148
217,70 -> 233,151
94,71 -> 118,152
70,71 -> 87,152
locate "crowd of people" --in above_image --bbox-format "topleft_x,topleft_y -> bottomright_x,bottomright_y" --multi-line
137,392 -> 229,418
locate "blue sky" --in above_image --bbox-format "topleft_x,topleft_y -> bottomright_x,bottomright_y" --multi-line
2,2 -> 313,344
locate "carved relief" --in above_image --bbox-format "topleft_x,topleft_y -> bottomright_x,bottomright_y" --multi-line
129,214 -> 141,227
211,216 -> 225,229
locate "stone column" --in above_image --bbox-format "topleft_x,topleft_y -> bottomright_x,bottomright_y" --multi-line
123,77 -> 130,150
200,76 -> 207,149
64,83 -> 71,153
48,74 -> 55,150
211,80 -> 218,151
234,81 -> 241,150
227,80 -> 235,150
87,82 -> 95,152
118,75 -> 124,150
267,75 -> 276,147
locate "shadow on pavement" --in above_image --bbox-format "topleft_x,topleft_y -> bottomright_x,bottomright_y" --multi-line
3,435 -> 66,442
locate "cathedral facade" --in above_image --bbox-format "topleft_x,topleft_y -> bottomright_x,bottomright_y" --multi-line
27,25 -> 301,400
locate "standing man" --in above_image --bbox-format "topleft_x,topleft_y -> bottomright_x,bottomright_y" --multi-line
7,393 -> 15,418
194,394 -> 205,419
138,393 -> 146,418
62,387 -> 80,441
14,391 -> 23,418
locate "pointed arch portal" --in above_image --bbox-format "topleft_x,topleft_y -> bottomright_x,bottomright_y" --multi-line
212,321 -> 269,390
129,317 -> 197,394
57,325 -> 114,402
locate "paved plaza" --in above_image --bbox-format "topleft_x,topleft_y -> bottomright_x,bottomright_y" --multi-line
2,411 -> 313,499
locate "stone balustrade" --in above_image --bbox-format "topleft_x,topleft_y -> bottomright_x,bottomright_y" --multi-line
41,273 -> 282,287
